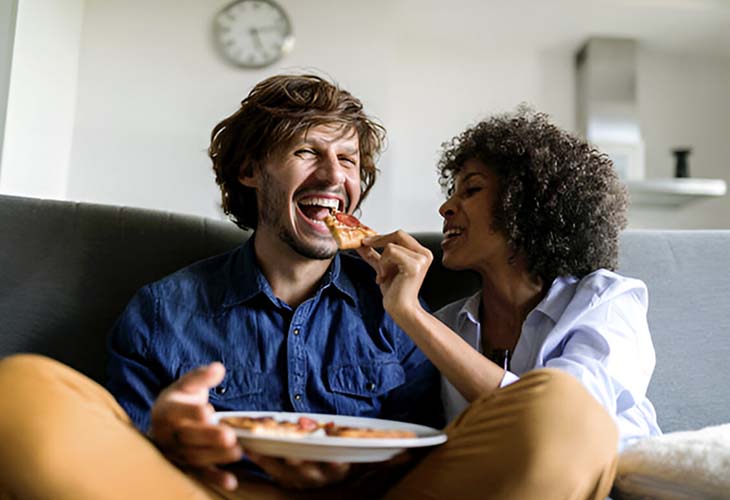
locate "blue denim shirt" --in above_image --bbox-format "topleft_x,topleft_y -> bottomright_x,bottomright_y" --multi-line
106,237 -> 443,433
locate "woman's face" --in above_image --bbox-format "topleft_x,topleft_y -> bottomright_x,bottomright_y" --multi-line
438,158 -> 510,272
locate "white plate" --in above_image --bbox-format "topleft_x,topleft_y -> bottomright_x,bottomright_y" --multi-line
212,411 -> 447,463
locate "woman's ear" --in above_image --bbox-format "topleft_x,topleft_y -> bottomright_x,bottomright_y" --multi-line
238,162 -> 258,188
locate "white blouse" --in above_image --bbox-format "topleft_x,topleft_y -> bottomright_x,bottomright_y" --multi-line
436,269 -> 662,450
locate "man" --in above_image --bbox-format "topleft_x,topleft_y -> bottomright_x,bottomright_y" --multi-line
105,73 -> 441,494
0,74 -> 441,500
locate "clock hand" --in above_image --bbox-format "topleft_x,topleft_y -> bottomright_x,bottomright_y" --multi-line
249,28 -> 264,50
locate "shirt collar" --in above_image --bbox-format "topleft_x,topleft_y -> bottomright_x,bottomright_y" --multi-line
457,290 -> 482,327
319,252 -> 358,305
455,275 -> 579,327
221,236 -> 357,308
532,275 -> 579,322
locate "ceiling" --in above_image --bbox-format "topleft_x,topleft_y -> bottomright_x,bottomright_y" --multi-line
394,0 -> 730,58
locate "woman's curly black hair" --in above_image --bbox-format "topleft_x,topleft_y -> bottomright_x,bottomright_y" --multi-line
437,106 -> 628,282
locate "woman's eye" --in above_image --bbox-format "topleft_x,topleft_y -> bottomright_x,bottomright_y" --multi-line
464,187 -> 482,196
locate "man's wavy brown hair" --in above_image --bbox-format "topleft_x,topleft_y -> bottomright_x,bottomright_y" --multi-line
210,74 -> 386,230
438,106 -> 628,281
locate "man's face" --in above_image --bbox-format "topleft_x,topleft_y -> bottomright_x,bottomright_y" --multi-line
242,123 -> 362,260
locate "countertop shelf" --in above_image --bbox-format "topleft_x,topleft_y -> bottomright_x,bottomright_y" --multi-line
626,178 -> 727,207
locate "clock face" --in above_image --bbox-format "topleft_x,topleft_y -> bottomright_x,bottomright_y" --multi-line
214,0 -> 295,68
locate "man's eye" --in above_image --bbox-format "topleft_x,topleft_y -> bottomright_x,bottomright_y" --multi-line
339,156 -> 357,166
295,149 -> 316,157
464,187 -> 482,196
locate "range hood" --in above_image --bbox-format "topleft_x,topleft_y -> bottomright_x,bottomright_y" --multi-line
576,38 -> 645,181
575,37 -> 726,207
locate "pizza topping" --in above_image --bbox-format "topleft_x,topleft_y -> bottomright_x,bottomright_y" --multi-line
221,416 -> 416,439
334,212 -> 362,228
297,416 -> 320,432
323,422 -> 417,439
324,210 -> 377,249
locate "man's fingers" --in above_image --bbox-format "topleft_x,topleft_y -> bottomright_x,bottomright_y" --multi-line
173,422 -> 239,448
166,443 -> 243,467
195,465 -> 239,491
173,362 -> 226,394
248,454 -> 340,489
154,396 -> 212,423
247,454 -> 300,485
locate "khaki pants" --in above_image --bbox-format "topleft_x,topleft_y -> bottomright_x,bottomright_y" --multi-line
0,355 -> 617,500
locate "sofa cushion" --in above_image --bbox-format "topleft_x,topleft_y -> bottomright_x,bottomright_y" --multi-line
613,423 -> 730,499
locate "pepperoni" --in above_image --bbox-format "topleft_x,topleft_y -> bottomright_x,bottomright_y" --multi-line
297,416 -> 319,431
334,212 -> 361,227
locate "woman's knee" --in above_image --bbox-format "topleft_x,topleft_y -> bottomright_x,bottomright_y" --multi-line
0,354 -> 64,393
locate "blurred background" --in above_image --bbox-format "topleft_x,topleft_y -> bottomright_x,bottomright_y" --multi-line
1,0 -> 729,232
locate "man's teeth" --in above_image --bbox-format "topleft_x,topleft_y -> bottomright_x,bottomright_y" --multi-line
299,197 -> 340,210
444,228 -> 463,238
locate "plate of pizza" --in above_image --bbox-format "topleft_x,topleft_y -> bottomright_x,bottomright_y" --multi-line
213,411 -> 447,463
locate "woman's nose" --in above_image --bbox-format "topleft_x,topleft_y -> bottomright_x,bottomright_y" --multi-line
439,197 -> 455,218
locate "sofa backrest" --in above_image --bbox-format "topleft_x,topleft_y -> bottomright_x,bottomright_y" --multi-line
0,195 -> 247,384
618,231 -> 730,433
1,194 -> 728,432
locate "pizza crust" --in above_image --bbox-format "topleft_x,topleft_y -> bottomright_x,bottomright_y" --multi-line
220,416 -> 417,439
324,211 -> 377,249
220,416 -> 320,438
323,423 -> 417,439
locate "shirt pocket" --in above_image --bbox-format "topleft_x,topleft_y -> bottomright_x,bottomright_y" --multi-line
327,360 -> 406,415
176,363 -> 265,406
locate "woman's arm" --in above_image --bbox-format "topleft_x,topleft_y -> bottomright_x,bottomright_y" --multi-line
359,231 -> 506,401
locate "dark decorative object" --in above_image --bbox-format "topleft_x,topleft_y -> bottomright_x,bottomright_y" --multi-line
673,148 -> 692,178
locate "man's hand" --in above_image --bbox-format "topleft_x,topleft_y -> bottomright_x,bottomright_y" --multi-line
149,362 -> 243,491
247,453 -> 351,490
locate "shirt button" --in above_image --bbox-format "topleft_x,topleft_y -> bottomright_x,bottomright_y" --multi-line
366,382 -> 376,391
294,393 -> 302,401
214,385 -> 227,395
293,328 -> 300,336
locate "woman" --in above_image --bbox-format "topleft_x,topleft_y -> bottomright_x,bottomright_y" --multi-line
359,107 -> 661,499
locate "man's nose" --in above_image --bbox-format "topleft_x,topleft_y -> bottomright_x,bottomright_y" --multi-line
316,152 -> 347,185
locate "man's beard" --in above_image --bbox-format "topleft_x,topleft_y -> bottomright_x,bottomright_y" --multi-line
258,169 -> 336,260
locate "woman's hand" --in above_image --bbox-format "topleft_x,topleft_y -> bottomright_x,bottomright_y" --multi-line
357,230 -> 433,321
149,363 -> 243,491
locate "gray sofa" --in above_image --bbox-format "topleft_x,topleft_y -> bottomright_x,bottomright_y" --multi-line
1,192 -> 729,437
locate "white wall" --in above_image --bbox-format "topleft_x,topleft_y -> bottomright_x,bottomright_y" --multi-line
0,0 -> 84,199
3,0 -> 729,232
0,0 -> 18,172
63,0 -> 576,232
630,49 -> 730,229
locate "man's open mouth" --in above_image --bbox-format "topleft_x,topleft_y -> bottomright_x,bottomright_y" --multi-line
297,196 -> 343,227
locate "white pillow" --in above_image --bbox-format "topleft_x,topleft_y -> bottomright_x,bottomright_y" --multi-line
613,423 -> 730,500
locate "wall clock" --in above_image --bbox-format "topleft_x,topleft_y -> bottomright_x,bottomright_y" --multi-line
214,0 -> 295,68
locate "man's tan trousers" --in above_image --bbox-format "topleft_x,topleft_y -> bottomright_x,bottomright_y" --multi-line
0,354 -> 617,499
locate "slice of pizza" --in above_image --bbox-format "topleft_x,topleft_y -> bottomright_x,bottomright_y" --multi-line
322,422 -> 416,439
324,210 -> 377,250
220,416 -> 321,438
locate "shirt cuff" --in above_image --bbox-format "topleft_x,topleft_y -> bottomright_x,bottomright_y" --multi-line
499,370 -> 520,388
